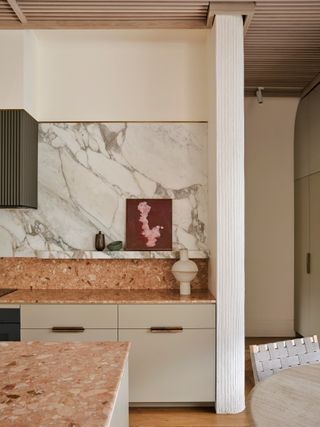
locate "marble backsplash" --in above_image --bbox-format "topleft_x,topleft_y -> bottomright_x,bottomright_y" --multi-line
0,122 -> 208,257
0,258 -> 208,290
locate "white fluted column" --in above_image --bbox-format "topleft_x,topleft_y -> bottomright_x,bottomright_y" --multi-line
208,14 -> 245,413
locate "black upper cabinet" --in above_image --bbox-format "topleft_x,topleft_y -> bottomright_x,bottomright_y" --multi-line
0,110 -> 38,209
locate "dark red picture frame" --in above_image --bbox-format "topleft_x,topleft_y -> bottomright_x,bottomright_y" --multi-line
126,199 -> 172,251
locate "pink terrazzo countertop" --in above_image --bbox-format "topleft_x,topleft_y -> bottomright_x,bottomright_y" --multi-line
0,341 -> 129,427
0,289 -> 216,304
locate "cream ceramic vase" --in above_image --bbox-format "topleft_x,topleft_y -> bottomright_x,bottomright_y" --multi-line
171,249 -> 198,295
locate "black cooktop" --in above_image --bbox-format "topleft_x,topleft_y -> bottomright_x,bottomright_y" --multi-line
0,289 -> 17,298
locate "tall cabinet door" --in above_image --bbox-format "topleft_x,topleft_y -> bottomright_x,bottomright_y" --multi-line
309,173 -> 320,335
294,177 -> 310,336
308,85 -> 320,175
294,96 -> 309,179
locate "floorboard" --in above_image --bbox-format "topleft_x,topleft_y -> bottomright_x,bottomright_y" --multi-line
129,337 -> 288,427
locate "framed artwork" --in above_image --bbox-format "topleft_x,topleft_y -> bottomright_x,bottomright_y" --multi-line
126,199 -> 172,251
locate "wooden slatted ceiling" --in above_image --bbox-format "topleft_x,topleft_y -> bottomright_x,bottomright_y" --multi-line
0,0 -> 19,20
245,1 -> 320,96
19,0 -> 209,20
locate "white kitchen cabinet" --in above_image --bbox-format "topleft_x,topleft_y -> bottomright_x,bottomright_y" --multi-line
119,328 -> 215,403
21,304 -> 117,328
294,177 -> 311,336
294,96 -> 310,179
308,85 -> 320,175
19,302 -> 216,404
295,85 -> 320,179
309,173 -> 320,335
21,328 -> 117,342
119,304 -> 215,403
295,84 -> 320,337
21,304 -> 117,342
295,172 -> 320,337
119,304 -> 215,329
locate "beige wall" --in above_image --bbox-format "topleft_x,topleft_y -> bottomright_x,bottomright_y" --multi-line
36,30 -> 207,122
0,29 -> 207,121
245,97 -> 299,336
0,30 -> 298,339
0,31 -> 25,109
23,31 -> 39,118
0,30 -> 38,117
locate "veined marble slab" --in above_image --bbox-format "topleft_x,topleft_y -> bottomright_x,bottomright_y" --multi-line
35,250 -> 209,259
0,123 -> 208,257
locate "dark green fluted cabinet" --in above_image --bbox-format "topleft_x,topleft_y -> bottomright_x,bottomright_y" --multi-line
0,110 -> 38,209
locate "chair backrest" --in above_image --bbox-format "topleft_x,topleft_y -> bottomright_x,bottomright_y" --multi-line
250,335 -> 320,383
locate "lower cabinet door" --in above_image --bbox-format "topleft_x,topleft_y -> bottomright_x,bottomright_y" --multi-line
119,328 -> 215,403
21,328 -> 117,342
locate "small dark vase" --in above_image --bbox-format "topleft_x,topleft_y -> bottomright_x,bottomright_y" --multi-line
95,231 -> 105,251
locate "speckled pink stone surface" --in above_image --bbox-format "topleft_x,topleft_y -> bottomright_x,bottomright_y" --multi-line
0,341 -> 129,427
0,258 -> 208,290
0,288 -> 215,304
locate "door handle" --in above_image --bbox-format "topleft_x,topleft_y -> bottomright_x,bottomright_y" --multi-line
150,326 -> 183,333
51,326 -> 85,333
307,253 -> 311,274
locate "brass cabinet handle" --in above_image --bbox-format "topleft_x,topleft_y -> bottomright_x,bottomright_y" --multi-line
150,326 -> 183,333
307,253 -> 311,274
51,326 -> 85,333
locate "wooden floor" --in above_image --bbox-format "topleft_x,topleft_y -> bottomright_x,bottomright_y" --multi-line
130,407 -> 250,427
129,338 -> 287,427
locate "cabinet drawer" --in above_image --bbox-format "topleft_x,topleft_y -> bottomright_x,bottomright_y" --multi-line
119,328 -> 215,403
119,304 -> 215,329
21,304 -> 117,328
21,328 -> 117,342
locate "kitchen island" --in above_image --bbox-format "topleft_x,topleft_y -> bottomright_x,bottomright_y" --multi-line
0,341 -> 129,427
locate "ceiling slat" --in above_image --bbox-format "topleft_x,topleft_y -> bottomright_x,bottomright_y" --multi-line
0,0 -> 18,20
0,0 -> 213,26
0,18 -> 206,28
244,0 -> 320,96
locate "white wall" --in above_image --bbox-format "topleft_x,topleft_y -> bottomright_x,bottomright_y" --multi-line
0,31 -> 25,109
0,30 -> 298,339
23,31 -> 39,118
245,97 -> 299,336
0,29 -> 207,122
36,30 -> 207,122
0,30 -> 38,117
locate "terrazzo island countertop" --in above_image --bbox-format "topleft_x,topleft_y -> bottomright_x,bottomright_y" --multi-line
0,289 -> 216,304
0,341 -> 130,427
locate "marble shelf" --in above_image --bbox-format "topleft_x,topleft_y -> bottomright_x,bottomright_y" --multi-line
35,250 -> 208,260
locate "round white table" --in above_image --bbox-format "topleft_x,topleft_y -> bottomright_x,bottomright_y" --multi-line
249,364 -> 320,427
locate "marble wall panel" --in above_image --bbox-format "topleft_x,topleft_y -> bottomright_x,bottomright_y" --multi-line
0,123 -> 208,256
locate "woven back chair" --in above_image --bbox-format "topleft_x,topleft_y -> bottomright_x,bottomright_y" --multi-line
250,335 -> 320,383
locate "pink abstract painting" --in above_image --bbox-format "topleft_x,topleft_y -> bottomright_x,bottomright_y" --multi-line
126,199 -> 172,251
